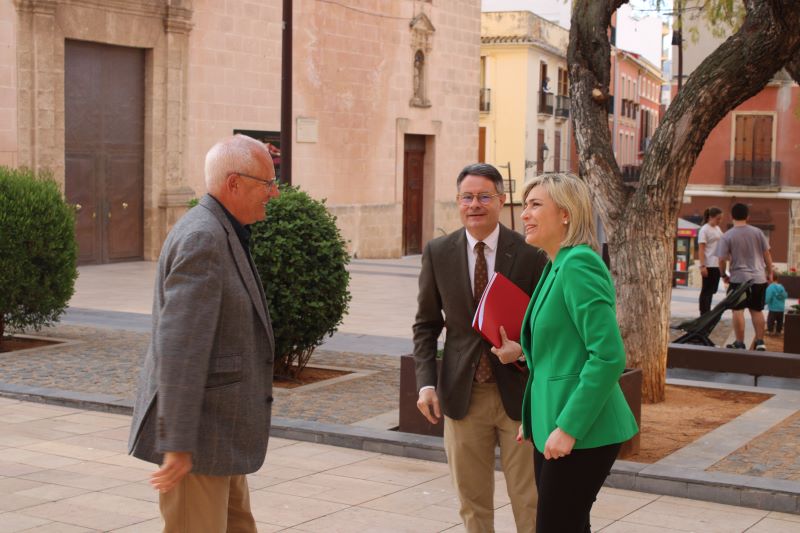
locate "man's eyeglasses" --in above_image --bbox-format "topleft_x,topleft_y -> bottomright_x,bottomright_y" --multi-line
235,172 -> 278,190
456,192 -> 502,205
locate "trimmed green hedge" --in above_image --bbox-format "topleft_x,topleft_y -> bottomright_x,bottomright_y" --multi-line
0,167 -> 78,338
250,186 -> 351,378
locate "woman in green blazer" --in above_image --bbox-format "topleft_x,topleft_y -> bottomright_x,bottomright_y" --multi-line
492,172 -> 638,532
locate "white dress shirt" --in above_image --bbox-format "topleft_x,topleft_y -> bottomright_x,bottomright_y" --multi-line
466,224 -> 500,298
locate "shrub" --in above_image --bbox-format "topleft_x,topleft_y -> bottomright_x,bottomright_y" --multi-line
250,185 -> 351,379
0,167 -> 78,338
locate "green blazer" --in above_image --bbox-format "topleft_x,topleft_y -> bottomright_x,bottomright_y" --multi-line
521,245 -> 638,452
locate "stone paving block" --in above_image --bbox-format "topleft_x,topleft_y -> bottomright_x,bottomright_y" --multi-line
402,444 -> 447,463
247,490 -> 349,528
58,492 -> 160,519
759,377 -> 800,391
1,449 -> 83,469
0,492 -> 48,513
740,489 -> 798,513
605,473 -> 638,492
23,523 -> 95,532
21,469 -> 129,491
634,477 -> 688,498
410,503 -> 463,527
108,518 -> 162,532
15,483 -> 89,502
620,497 -> 765,532
288,505 -> 454,533
19,500 -> 146,530
103,481 -> 159,503
687,482 -> 743,506
592,487 -> 659,520
0,511 -> 51,532
769,509 -> 800,521
747,517 -> 800,532
362,440 -> 406,457
0,476 -> 42,494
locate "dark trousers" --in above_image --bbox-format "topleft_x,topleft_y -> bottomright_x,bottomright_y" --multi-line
767,311 -> 785,334
533,442 -> 620,533
699,267 -> 721,315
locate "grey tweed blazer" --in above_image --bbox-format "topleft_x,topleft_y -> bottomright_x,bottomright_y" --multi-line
128,194 -> 275,476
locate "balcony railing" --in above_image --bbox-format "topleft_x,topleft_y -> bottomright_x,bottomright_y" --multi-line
539,90 -> 554,114
479,87 -> 491,112
555,95 -> 570,118
621,165 -> 641,183
725,160 -> 781,187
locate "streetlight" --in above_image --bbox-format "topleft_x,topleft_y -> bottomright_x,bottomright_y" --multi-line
540,142 -> 549,172
498,161 -> 516,231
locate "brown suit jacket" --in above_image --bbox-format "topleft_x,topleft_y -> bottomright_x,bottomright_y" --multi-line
413,224 -> 547,420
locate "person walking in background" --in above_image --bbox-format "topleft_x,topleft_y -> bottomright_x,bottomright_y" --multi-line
493,172 -> 638,533
717,202 -> 774,351
765,273 -> 788,335
413,163 -> 547,532
128,135 -> 280,532
698,207 -> 724,315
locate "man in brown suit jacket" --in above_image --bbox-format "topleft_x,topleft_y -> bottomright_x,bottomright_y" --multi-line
414,163 -> 547,532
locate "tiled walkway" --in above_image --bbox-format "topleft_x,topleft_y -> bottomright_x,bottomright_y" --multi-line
1,398 -> 798,533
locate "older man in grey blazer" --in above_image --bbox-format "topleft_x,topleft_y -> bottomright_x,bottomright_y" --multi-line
128,134 -> 279,532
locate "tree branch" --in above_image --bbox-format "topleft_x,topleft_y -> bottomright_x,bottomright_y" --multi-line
637,0 -> 800,219
568,0 -> 630,226
785,52 -> 800,84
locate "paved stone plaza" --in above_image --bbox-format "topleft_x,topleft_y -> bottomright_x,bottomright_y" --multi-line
1,259 -> 800,531
1,398 -> 799,532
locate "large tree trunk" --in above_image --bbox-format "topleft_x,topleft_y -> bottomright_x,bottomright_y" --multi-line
569,0 -> 800,402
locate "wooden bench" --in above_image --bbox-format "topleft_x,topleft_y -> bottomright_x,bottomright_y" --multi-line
667,343 -> 800,379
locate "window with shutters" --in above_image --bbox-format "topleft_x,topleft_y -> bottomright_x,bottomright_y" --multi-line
726,114 -> 779,186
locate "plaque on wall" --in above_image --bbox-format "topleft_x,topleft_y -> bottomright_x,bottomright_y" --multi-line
296,118 -> 319,143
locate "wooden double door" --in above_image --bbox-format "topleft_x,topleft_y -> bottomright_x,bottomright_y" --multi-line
65,40 -> 145,264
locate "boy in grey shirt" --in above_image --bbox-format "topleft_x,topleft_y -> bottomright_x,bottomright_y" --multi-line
717,203 -> 773,351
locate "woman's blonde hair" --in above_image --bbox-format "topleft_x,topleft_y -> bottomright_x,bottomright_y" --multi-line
522,172 -> 599,251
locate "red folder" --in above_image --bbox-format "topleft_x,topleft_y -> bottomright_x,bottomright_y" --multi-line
472,272 -> 530,348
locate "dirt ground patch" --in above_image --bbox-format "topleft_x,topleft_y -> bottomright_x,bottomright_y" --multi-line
274,366 -> 351,389
625,385 -> 771,464
0,336 -> 61,353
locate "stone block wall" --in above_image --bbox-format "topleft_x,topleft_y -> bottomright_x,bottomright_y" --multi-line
293,0 -> 480,257
185,0 -> 283,196
0,2 -> 16,167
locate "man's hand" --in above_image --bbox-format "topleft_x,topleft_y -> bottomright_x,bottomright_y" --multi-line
417,388 -> 441,424
490,326 -> 523,364
151,451 -> 192,493
543,427 -> 576,460
700,266 -> 708,278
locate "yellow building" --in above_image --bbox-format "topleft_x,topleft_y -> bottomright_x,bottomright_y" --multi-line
479,11 -> 572,224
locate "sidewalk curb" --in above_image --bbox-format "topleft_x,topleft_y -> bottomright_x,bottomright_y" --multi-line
1,381 -> 798,514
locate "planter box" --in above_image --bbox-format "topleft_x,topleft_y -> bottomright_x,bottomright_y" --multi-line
398,355 -> 642,457
777,274 -> 800,298
783,312 -> 800,355
398,355 -> 444,437
617,368 -> 642,459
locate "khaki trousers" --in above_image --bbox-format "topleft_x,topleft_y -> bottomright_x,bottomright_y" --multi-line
444,383 -> 537,533
159,473 -> 257,533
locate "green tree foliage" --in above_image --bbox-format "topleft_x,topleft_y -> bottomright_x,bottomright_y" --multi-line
250,185 -> 351,379
0,167 -> 78,338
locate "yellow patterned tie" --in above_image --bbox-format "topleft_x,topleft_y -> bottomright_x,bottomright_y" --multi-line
473,242 -> 495,383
